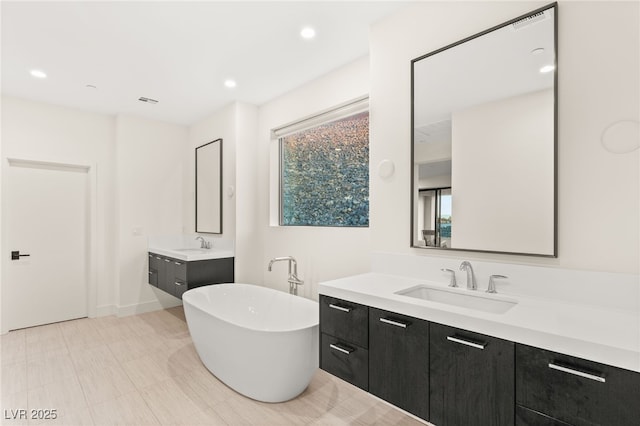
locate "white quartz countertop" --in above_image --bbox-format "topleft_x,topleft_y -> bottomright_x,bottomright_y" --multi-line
319,273 -> 640,373
148,246 -> 234,262
148,235 -> 235,261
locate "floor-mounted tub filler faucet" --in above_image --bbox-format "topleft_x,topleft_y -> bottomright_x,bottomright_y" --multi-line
459,261 -> 476,290
195,236 -> 211,249
268,256 -> 304,295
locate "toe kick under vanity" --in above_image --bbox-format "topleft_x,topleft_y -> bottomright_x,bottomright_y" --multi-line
147,236 -> 234,299
318,262 -> 640,426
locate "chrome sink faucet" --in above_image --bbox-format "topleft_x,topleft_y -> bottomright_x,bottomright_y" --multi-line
268,256 -> 304,295
195,236 -> 211,249
459,261 -> 476,290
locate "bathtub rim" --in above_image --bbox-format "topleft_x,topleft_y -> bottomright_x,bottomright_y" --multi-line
183,283 -> 319,333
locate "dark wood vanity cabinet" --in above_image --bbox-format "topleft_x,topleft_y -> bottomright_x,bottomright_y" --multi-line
318,294 -> 640,426
430,323 -> 514,426
148,252 -> 234,299
516,344 -> 640,426
319,295 -> 369,391
369,308 -> 429,420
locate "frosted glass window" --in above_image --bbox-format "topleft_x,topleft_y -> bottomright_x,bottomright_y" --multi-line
280,111 -> 369,227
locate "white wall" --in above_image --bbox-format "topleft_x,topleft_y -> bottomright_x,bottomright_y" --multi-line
0,97 -> 193,331
234,102 -> 261,284
186,101 -> 261,284
0,96 -> 116,330
370,1 -> 639,274
255,57 -> 371,298
187,103 -> 237,238
115,114 -> 188,314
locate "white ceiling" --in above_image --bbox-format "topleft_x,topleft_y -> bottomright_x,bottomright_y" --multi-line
1,1 -> 403,125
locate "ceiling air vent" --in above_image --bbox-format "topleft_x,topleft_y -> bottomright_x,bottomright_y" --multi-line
138,96 -> 159,104
511,11 -> 546,30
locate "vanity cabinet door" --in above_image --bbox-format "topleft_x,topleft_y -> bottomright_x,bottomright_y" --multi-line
516,344 -> 640,426
173,259 -> 186,281
430,323 -> 514,426
173,279 -> 188,299
369,308 -> 429,421
148,253 -> 160,287
160,257 -> 175,294
319,295 -> 368,348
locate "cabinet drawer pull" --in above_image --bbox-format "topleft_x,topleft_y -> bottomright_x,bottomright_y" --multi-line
164,259 -> 171,263
155,256 -> 162,260
175,281 -> 185,286
148,254 -> 153,258
174,262 -> 183,266
446,336 -> 486,350
548,363 -> 606,383
329,343 -> 353,355
379,317 -> 409,328
329,303 -> 351,313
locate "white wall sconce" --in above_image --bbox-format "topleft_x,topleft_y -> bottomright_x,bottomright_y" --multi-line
601,120 -> 639,154
378,159 -> 395,178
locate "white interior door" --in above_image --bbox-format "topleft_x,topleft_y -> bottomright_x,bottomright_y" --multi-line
6,161 -> 89,330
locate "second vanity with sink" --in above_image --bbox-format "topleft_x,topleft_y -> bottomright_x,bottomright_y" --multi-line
148,235 -> 234,299
318,255 -> 640,426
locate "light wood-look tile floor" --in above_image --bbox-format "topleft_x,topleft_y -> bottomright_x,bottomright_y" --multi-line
1,307 -> 428,425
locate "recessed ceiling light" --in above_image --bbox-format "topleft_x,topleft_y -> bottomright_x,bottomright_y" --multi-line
540,64 -> 555,73
30,69 -> 47,79
224,79 -> 237,88
300,27 -> 316,39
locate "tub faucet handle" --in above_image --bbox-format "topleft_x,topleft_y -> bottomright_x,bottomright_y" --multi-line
267,256 -> 304,295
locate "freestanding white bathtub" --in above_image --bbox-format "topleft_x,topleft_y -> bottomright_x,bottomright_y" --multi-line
182,283 -> 319,403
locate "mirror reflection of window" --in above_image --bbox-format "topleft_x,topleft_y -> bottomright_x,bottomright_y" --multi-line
418,187 -> 451,248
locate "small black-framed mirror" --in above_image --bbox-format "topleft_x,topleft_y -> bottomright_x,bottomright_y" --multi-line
411,3 -> 557,257
195,138 -> 222,234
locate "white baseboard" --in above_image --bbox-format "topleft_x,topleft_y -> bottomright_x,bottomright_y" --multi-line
95,304 -> 116,317
116,299 -> 182,317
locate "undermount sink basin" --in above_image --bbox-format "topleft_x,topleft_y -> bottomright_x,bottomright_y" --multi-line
395,285 -> 517,314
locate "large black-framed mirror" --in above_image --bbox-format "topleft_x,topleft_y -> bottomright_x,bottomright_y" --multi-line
196,138 -> 222,234
411,3 -> 557,257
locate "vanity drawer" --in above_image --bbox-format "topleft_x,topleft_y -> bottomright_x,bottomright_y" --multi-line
319,295 -> 368,348
516,344 -> 640,426
320,333 -> 368,391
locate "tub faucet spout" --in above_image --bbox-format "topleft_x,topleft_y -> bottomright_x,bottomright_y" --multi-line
267,256 -> 304,295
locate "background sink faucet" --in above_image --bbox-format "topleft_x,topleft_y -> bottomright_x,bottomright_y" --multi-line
459,261 -> 476,290
195,236 -> 211,249
268,256 -> 304,295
